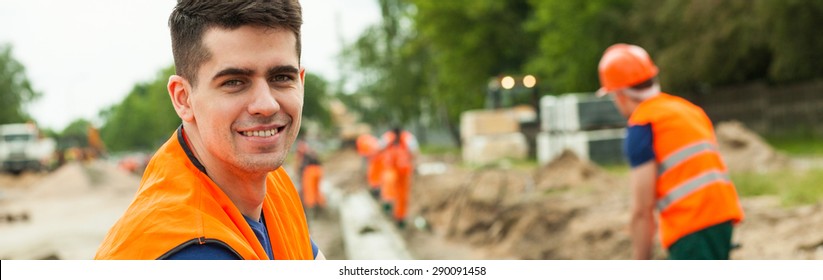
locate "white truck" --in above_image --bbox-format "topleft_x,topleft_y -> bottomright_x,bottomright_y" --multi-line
0,123 -> 57,174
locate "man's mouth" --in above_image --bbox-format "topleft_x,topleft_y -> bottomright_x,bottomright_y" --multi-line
239,126 -> 283,137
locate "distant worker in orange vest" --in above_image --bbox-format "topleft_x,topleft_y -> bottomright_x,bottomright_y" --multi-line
356,133 -> 382,198
299,141 -> 325,219
294,135 -> 310,189
378,127 -> 419,229
96,0 -> 323,260
596,43 -> 744,259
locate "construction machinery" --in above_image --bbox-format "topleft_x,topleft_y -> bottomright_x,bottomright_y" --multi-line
0,123 -> 57,174
459,75 -> 540,165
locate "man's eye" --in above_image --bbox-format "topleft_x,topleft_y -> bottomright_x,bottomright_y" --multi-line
222,80 -> 244,87
272,75 -> 294,83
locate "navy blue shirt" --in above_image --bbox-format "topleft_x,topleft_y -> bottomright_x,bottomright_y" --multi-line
165,215 -> 319,260
624,124 -> 656,167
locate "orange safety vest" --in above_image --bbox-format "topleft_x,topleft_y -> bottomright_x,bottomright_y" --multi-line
95,127 -> 313,260
379,130 -> 415,220
381,131 -> 414,173
356,134 -> 378,157
629,93 -> 744,248
302,164 -> 325,208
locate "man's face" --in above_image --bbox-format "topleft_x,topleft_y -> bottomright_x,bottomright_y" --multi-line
611,91 -> 632,118
189,26 -> 304,174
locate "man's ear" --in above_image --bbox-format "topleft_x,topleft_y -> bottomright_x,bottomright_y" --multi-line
299,67 -> 306,87
168,75 -> 195,123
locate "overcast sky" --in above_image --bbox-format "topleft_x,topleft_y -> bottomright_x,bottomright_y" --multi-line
0,0 -> 380,131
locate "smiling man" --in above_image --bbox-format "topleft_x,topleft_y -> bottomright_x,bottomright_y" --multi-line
95,0 -> 324,260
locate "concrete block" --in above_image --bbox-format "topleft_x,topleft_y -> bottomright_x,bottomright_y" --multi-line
461,133 -> 528,165
459,110 -> 520,140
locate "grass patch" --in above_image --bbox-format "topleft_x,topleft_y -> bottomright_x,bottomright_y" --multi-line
419,145 -> 460,156
731,172 -> 780,197
732,168 -> 823,207
780,169 -> 823,206
600,163 -> 631,176
765,135 -> 823,156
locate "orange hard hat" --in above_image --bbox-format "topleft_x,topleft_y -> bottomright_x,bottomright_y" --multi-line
356,134 -> 378,156
596,43 -> 658,97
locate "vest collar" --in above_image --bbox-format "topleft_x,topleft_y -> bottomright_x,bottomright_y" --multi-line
177,124 -> 209,175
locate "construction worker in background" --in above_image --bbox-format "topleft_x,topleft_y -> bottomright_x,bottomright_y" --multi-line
356,133 -> 382,198
86,125 -> 107,159
297,137 -> 325,218
96,0 -> 323,260
378,126 -> 419,229
294,135 -> 310,189
596,43 -> 744,259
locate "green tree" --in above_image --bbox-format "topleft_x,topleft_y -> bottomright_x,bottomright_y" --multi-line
303,72 -> 332,129
341,0 -> 432,127
628,0 -> 770,92
100,66 -> 179,152
343,0 -> 537,143
757,0 -> 823,83
0,44 -> 40,124
342,0 -> 823,143
413,0 -> 537,138
525,0 -> 634,93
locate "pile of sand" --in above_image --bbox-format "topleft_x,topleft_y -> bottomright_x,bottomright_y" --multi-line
733,197 -> 823,259
533,149 -> 619,191
715,121 -> 790,173
0,172 -> 45,191
410,153 -> 640,259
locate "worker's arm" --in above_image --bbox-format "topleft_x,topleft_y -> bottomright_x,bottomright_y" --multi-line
629,160 -> 657,260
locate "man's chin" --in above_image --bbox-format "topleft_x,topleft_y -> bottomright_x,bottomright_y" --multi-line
236,155 -> 285,174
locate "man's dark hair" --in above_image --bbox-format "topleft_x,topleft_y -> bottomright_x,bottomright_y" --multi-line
169,0 -> 303,84
630,76 -> 656,91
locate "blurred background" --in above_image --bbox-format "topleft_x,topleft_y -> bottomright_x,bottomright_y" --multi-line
1,0 -> 821,260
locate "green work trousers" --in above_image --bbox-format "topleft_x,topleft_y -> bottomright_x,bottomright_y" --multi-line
668,220 -> 734,260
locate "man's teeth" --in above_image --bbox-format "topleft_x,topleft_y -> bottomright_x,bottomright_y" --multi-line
241,128 -> 278,137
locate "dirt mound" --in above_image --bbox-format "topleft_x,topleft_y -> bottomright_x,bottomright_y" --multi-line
716,121 -> 790,173
733,197 -> 823,259
24,161 -> 139,198
533,149 -> 619,191
0,172 -> 45,190
411,154 -> 639,259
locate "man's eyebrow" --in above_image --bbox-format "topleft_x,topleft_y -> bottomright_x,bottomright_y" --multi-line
267,65 -> 300,77
211,67 -> 254,81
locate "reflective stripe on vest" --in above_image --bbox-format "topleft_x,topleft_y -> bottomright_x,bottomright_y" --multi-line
658,141 -> 717,176
656,170 -> 731,211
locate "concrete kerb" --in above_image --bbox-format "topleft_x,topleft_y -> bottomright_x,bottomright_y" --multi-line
322,179 -> 413,260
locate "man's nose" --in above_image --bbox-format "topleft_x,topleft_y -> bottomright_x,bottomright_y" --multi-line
247,80 -> 279,116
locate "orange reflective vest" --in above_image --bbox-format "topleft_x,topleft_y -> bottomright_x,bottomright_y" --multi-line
302,164 -> 325,208
95,128 -> 313,260
356,134 -> 378,157
629,93 -> 744,248
380,131 -> 415,174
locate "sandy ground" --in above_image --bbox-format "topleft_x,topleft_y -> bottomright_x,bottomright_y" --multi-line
0,161 -> 139,259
